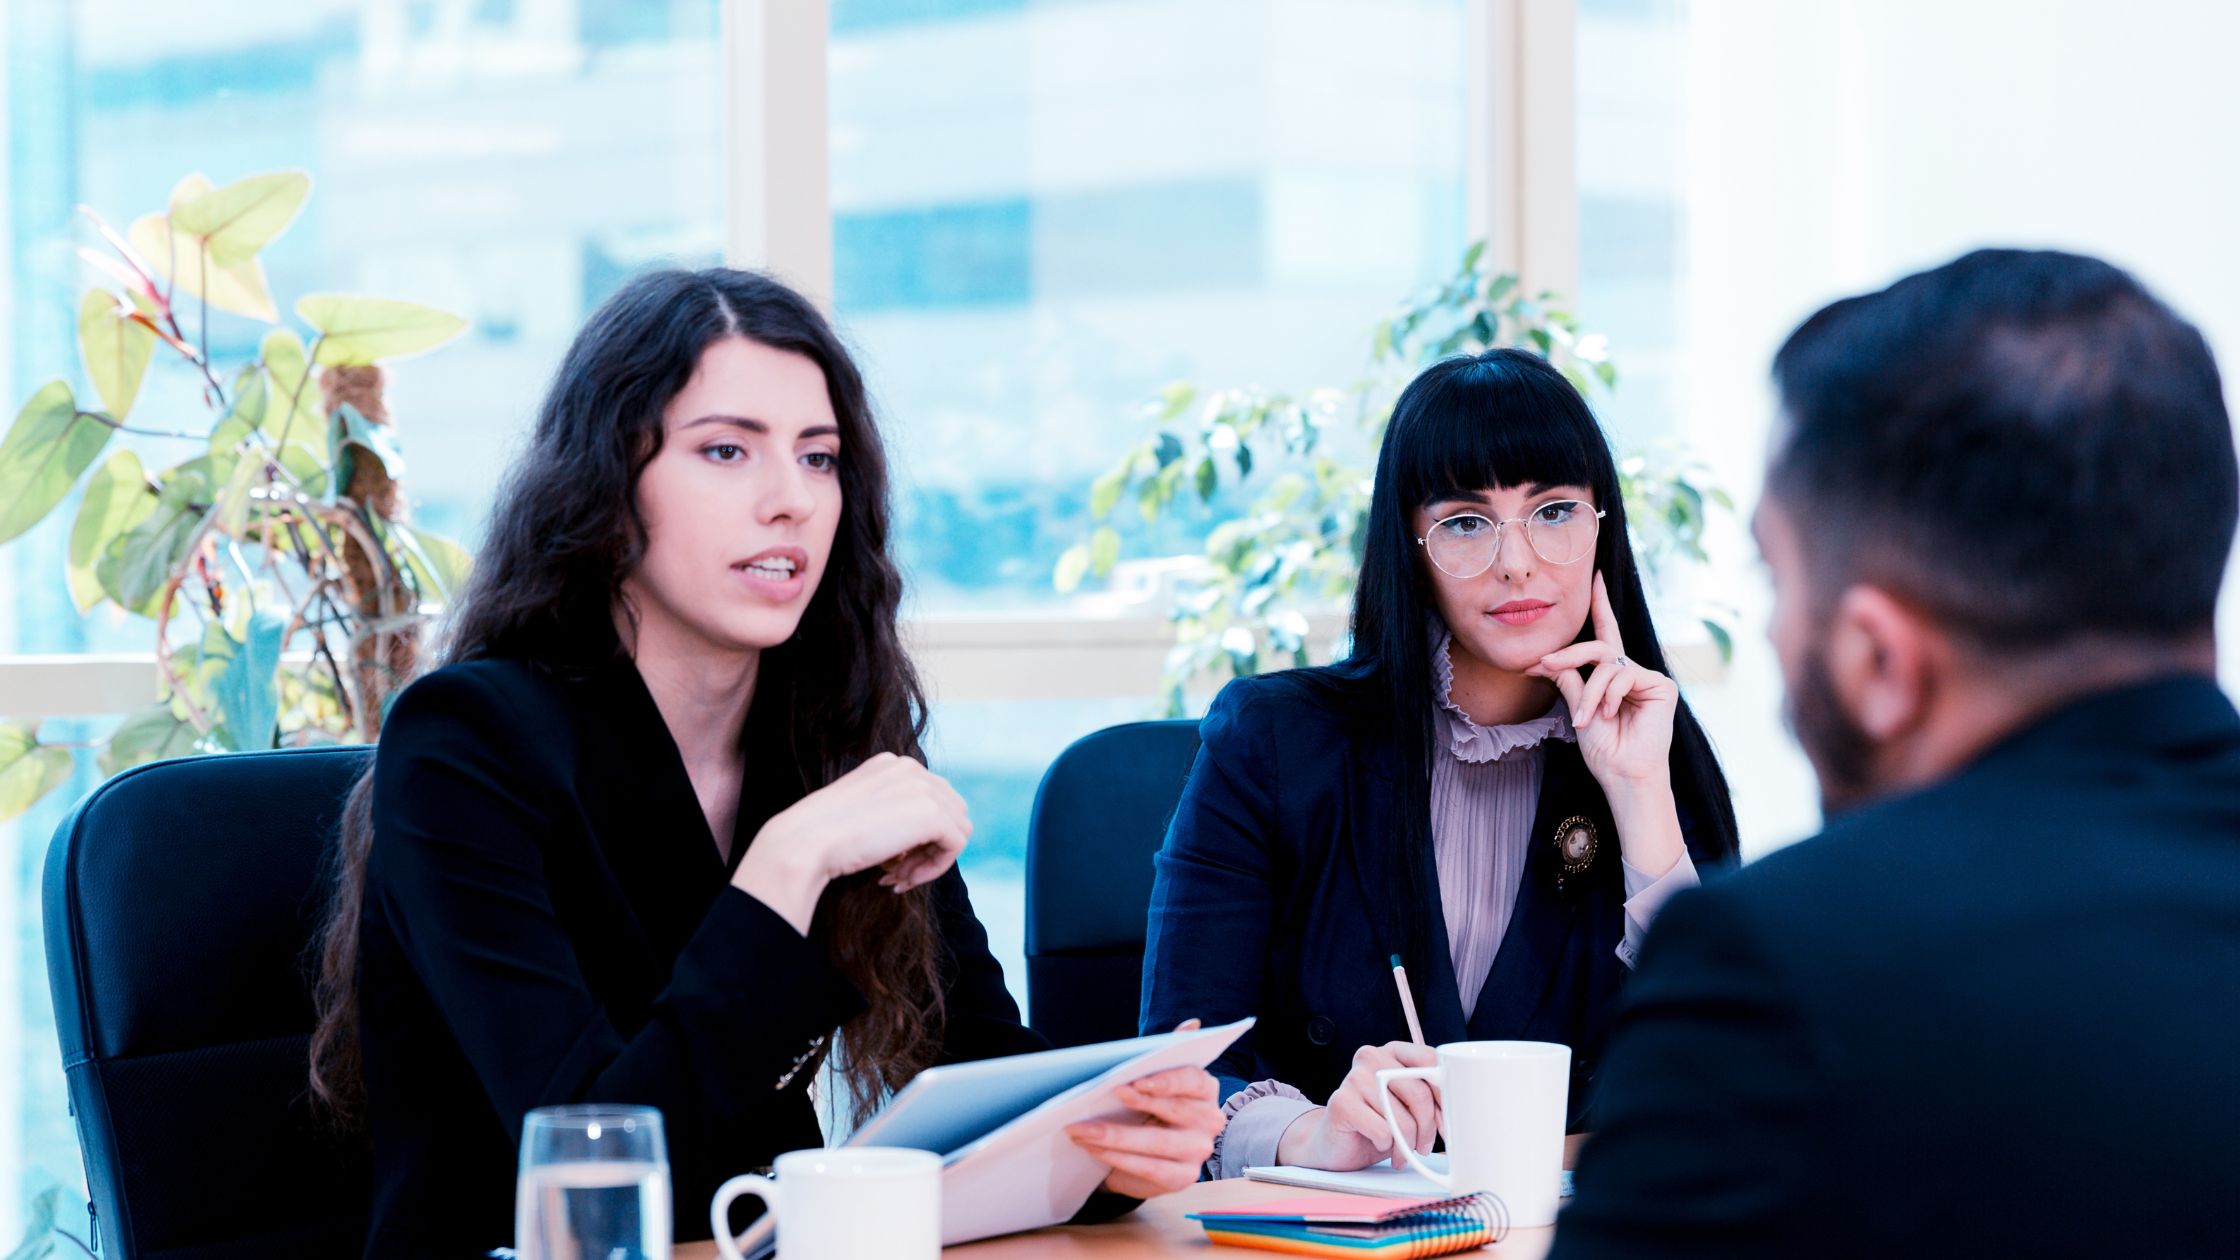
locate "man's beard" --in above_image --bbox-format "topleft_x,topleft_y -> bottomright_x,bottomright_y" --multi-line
1786,639 -> 1881,814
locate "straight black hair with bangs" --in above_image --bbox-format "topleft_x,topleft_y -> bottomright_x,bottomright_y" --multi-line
1349,348 -> 1739,959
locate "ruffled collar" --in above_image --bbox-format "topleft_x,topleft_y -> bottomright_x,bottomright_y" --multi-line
1433,629 -> 1575,764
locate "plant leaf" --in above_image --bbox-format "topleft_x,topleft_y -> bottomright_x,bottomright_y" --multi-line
1053,543 -> 1091,593
1194,455 -> 1217,503
1459,239 -> 1487,275
1151,431 -> 1185,470
100,702 -> 206,776
209,366 -> 270,454
261,327 -> 320,438
67,449 -> 156,612
171,170 -> 310,267
76,289 -> 155,420
212,446 -> 262,537
1703,617 -> 1734,664
330,402 -> 406,490
126,210 -> 279,322
0,722 -> 72,823
211,607 -> 285,750
1155,382 -> 1196,423
297,294 -> 467,366
1089,525 -> 1121,577
101,461 -> 211,614
1088,466 -> 1128,520
0,381 -> 107,544
389,521 -> 473,606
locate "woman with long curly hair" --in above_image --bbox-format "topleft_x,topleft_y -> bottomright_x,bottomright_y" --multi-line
309,268 -> 1221,1257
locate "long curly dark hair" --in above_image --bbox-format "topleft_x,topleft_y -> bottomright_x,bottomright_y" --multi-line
308,267 -> 942,1129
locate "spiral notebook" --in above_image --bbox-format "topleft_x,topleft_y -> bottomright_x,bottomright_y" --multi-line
1188,1192 -> 1507,1258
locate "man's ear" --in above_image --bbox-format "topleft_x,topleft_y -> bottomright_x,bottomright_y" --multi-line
1826,585 -> 1944,742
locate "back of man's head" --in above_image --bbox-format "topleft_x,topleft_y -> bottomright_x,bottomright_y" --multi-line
1770,248 -> 2235,656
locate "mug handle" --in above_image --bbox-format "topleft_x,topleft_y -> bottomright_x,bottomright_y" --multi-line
1374,1064 -> 1452,1189
710,1173 -> 777,1260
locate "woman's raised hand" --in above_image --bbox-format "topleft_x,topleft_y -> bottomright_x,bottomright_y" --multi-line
1528,572 -> 1680,791
733,752 -> 972,933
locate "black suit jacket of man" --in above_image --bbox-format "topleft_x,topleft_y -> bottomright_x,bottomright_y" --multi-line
1140,663 -> 1719,1130
357,652 -> 1054,1258
1550,676 -> 2240,1259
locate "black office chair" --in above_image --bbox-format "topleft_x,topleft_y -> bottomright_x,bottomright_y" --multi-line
43,746 -> 374,1257
1023,719 -> 1201,1048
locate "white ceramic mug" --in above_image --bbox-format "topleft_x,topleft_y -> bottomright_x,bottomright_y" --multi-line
711,1147 -> 939,1260
1375,1040 -> 1570,1227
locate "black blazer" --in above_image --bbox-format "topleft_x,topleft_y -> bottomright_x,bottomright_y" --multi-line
1550,676 -> 2240,1259
1139,665 -> 1719,1129
358,653 -> 1047,1257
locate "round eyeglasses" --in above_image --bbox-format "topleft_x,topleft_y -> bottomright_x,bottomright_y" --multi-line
1416,500 -> 1606,578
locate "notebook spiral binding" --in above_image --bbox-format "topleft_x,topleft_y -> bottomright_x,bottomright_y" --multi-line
1388,1190 -> 1508,1258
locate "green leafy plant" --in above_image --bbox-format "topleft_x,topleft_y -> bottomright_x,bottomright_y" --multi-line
1054,241 -> 1733,715
0,170 -> 470,820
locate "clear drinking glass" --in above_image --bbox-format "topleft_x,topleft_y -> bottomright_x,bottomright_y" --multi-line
516,1105 -> 672,1260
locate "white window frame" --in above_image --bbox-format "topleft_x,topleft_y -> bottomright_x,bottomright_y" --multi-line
0,0 -> 1579,721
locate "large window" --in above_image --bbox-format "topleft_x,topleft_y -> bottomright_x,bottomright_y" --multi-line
0,1 -> 726,1234
827,0 -> 1471,1001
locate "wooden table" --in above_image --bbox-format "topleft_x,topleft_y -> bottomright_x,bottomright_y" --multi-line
678,1144 -> 1582,1260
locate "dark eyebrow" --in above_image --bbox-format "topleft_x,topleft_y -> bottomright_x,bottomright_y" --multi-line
679,414 -> 841,441
1429,490 -> 1494,508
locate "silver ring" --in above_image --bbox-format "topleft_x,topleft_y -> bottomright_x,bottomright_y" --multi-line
1611,655 -> 1630,669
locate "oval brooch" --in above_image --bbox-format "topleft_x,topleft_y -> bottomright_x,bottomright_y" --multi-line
1553,814 -> 1600,892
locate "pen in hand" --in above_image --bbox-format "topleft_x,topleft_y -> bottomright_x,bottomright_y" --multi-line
1390,953 -> 1427,1047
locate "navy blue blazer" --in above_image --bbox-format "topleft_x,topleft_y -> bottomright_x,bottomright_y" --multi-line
1549,675 -> 2240,1259
1140,664 -> 1719,1129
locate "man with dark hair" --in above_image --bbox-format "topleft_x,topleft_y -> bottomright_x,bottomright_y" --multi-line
1548,249 -> 2240,1258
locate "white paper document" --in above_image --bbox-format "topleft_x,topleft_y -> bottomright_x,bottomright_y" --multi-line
724,1017 -> 1254,1256
1244,1156 -> 1574,1201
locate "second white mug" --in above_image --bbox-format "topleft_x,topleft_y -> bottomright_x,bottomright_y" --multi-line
1375,1039 -> 1570,1227
711,1146 -> 939,1260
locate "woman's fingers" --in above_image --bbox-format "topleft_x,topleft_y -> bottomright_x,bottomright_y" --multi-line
1112,1089 -> 1224,1136
1573,666 -> 1613,729
1067,1119 -> 1215,1164
1592,571 -> 1625,648
1547,666 -> 1587,726
1125,1066 -> 1217,1099
1602,667 -> 1639,720
1077,1144 -> 1197,1198
1535,640 -> 1617,674
1381,1071 -> 1439,1151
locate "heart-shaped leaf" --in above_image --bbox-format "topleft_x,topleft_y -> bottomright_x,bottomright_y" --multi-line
99,702 -> 207,776
172,169 -> 310,267
389,521 -> 473,605
330,402 -> 407,490
297,294 -> 467,366
128,176 -> 280,322
211,607 -> 286,750
76,289 -> 155,420
261,327 -> 322,439
100,460 -> 213,614
0,722 -> 71,823
0,381 -> 106,544
67,449 -> 156,612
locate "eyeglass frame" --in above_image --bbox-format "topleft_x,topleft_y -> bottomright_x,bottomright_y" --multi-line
1414,500 -> 1608,579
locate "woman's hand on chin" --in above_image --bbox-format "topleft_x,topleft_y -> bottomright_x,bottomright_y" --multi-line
1528,571 -> 1680,790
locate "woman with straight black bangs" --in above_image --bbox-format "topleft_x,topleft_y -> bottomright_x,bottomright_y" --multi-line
307,267 -> 1224,1258
1141,347 -> 1739,1178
